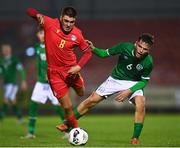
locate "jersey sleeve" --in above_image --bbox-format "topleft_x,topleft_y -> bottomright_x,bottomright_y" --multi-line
141,58 -> 153,81
43,16 -> 56,31
130,80 -> 148,93
77,32 -> 92,68
130,56 -> 153,92
92,48 -> 109,58
78,32 -> 90,52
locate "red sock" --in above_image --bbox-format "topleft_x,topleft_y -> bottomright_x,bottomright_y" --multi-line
67,113 -> 78,128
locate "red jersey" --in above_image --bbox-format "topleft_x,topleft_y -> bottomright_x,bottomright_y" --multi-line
43,16 -> 89,70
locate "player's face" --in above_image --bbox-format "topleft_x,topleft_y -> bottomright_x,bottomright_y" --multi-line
36,30 -> 44,43
134,40 -> 151,58
1,45 -> 12,57
60,15 -> 76,32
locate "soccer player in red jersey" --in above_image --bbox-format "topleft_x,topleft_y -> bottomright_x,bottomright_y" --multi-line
26,7 -> 92,130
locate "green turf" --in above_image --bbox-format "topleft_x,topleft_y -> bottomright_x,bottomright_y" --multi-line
0,114 -> 180,147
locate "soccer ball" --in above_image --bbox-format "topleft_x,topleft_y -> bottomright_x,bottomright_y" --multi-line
68,128 -> 88,146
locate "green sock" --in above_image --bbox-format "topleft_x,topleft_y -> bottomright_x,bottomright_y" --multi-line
132,123 -> 143,139
73,107 -> 82,120
0,111 -> 4,119
28,101 -> 39,134
54,105 -> 65,121
2,103 -> 8,116
12,105 -> 22,119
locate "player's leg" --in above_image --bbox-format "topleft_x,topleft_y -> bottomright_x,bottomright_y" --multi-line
52,103 -> 69,139
26,100 -> 39,138
69,73 -> 85,119
0,97 -> 9,119
76,91 -> 104,117
48,69 -> 80,131
59,92 -> 78,127
131,95 -> 145,144
73,86 -> 85,97
56,92 -> 104,131
1,84 -> 11,119
48,84 -> 69,138
53,104 -> 65,121
56,91 -> 79,132
53,102 -> 69,139
71,73 -> 85,97
21,100 -> 38,139
48,85 -> 65,122
0,107 -> 3,120
10,85 -> 23,122
12,99 -> 23,123
74,76 -> 123,119
22,82 -> 47,138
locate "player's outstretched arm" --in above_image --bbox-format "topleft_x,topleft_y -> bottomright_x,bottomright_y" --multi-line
26,8 -> 44,26
86,39 -> 109,58
92,47 -> 109,58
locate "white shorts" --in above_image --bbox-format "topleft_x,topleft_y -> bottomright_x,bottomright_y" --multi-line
4,84 -> 18,101
31,82 -> 59,105
96,76 -> 144,102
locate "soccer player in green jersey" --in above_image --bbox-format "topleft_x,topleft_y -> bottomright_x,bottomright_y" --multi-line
22,27 -> 66,139
58,33 -> 154,144
0,43 -> 27,122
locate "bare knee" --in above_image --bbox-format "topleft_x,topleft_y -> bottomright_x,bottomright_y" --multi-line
75,87 -> 85,97
135,96 -> 146,113
83,93 -> 100,108
3,98 -> 9,104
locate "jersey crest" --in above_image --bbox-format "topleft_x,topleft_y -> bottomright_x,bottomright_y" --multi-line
71,35 -> 77,41
123,55 -> 128,59
136,64 -> 143,71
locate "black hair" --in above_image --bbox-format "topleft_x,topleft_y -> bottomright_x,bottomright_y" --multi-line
61,6 -> 77,18
138,33 -> 154,46
0,43 -> 11,48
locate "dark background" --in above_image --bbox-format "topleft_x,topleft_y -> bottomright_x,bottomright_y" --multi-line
0,0 -> 180,113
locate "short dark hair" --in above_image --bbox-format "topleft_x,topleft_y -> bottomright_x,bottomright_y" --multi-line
61,6 -> 77,18
0,43 -> 11,48
138,33 -> 154,46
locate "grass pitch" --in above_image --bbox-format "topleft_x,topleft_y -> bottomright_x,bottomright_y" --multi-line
0,114 -> 179,147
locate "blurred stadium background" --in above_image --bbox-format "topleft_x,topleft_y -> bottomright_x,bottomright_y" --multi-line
0,0 -> 180,114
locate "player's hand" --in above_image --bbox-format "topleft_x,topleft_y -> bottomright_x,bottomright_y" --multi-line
68,65 -> 81,75
26,8 -> 44,25
86,40 -> 95,49
21,80 -> 28,91
37,14 -> 44,25
115,89 -> 132,102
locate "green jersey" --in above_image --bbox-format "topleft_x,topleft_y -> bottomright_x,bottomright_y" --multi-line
93,42 -> 153,93
0,56 -> 26,84
34,43 -> 48,83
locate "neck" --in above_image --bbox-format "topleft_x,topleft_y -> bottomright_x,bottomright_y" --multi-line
4,55 -> 11,59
